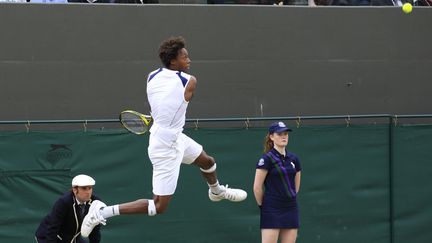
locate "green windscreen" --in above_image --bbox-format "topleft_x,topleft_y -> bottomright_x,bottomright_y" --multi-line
0,124 -> 431,243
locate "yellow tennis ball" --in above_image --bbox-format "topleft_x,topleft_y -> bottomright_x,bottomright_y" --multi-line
402,3 -> 413,14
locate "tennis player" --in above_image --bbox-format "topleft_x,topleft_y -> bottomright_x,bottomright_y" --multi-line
81,36 -> 247,237
253,122 -> 301,243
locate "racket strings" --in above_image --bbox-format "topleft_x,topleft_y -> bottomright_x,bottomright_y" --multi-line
121,114 -> 148,134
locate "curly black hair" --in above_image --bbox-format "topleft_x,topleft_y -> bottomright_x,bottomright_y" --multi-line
158,36 -> 186,68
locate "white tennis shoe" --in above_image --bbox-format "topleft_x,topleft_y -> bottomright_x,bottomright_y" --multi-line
81,200 -> 107,238
208,185 -> 247,202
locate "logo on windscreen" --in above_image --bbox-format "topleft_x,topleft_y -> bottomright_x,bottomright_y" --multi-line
46,144 -> 73,163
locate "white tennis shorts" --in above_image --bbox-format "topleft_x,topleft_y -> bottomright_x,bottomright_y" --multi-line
148,130 -> 203,196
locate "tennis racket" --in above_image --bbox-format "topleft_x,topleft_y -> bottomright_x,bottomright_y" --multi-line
119,110 -> 152,135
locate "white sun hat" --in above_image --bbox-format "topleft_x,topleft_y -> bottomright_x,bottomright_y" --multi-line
71,174 -> 95,187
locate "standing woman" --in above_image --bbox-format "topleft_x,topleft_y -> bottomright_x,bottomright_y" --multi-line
253,121 -> 302,243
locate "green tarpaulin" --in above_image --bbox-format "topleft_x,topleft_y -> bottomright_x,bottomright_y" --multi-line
1,124 -> 431,243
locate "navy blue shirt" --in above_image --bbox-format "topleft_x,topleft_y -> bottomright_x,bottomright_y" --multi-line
256,148 -> 301,201
35,191 -> 101,243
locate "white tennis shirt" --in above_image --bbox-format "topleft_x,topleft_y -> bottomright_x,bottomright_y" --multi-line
147,68 -> 191,133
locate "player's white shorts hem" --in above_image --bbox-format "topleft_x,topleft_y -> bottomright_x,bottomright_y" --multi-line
148,131 -> 202,196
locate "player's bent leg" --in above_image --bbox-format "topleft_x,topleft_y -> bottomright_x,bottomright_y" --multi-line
81,196 -> 173,237
193,151 -> 247,202
151,195 -> 172,215
193,151 -> 218,184
81,200 -> 107,238
117,195 -> 172,215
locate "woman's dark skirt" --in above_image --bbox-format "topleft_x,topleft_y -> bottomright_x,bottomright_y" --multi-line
260,195 -> 299,229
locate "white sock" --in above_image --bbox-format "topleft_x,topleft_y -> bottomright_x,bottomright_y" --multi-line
147,200 -> 156,216
208,180 -> 223,195
100,205 -> 120,219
